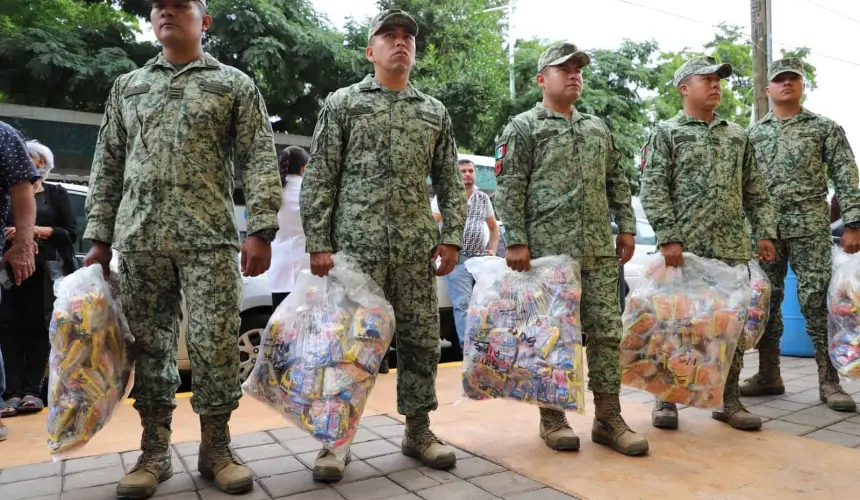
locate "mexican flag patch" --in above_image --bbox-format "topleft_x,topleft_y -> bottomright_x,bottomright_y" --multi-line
640,145 -> 647,171
495,142 -> 507,176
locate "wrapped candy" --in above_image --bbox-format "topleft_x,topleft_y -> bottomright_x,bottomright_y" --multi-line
460,256 -> 585,413
243,253 -> 396,451
47,264 -> 135,457
828,248 -> 860,380
620,254 -> 750,408
743,260 -> 772,349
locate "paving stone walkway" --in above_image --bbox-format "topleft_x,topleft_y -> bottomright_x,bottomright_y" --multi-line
621,353 -> 860,448
0,415 -> 576,500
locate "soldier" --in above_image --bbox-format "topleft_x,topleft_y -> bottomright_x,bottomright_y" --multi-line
300,9 -> 467,482
494,42 -> 649,456
740,58 -> 859,411
83,1 -> 282,498
640,56 -> 778,431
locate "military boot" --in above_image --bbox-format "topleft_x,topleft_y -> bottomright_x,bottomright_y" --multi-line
401,414 -> 456,469
712,367 -> 762,430
198,414 -> 254,494
538,407 -> 580,451
312,448 -> 350,482
116,408 -> 174,499
651,400 -> 679,430
815,349 -> 857,412
591,393 -> 649,456
739,338 -> 785,396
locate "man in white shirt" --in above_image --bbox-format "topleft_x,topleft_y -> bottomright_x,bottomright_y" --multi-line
432,159 -> 500,348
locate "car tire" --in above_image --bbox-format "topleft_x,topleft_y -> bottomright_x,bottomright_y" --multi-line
237,312 -> 269,384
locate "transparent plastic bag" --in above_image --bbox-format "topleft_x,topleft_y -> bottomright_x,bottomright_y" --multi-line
620,254 -> 750,408
744,260 -> 772,350
460,255 -> 585,413
827,247 -> 860,381
242,253 -> 395,451
47,264 -> 135,457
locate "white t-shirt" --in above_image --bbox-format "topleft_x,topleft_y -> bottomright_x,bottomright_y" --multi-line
431,192 -> 495,251
268,175 -> 310,293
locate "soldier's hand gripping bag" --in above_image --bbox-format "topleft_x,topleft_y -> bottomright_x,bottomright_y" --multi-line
242,253 -> 395,452
827,247 -> 860,381
460,255 -> 585,413
46,264 -> 135,458
744,260 -> 772,350
620,254 -> 750,408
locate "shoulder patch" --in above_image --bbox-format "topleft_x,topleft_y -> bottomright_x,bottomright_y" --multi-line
640,145 -> 647,172
495,141 -> 507,176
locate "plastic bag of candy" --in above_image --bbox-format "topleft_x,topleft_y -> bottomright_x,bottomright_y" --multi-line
620,254 -> 750,408
242,253 -> 395,451
47,264 -> 135,457
827,247 -> 860,381
460,255 -> 585,413
743,260 -> 772,350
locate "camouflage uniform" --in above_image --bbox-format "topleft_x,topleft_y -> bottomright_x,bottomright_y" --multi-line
86,52 -> 281,415
494,43 -> 648,457
742,58 -> 858,411
640,56 -> 777,430
86,50 -> 281,497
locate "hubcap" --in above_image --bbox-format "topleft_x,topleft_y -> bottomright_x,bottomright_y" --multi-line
237,329 -> 262,382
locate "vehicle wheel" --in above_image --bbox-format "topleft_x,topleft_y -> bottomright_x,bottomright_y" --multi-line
237,312 -> 269,383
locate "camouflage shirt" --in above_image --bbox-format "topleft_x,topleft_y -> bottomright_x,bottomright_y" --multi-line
749,107 -> 860,238
640,111 -> 777,261
85,52 -> 281,252
493,103 -> 635,268
300,75 -> 466,264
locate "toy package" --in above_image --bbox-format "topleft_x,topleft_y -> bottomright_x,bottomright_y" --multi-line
47,264 -> 135,457
620,254 -> 750,408
827,248 -> 860,380
460,255 -> 585,413
744,260 -> 772,350
242,253 -> 395,451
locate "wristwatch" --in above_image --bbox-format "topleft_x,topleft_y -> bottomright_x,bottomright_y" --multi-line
250,228 -> 277,244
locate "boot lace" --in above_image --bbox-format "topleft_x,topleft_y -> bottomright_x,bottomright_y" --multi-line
654,400 -> 677,412
409,416 -> 443,446
540,408 -> 572,432
206,415 -> 238,465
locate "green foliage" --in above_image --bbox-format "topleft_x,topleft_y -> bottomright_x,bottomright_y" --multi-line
0,0 -> 156,112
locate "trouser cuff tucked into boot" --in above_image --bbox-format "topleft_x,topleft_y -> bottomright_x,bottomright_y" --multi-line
198,413 -> 254,495
117,407 -> 174,500
401,414 -> 456,469
815,350 -> 857,412
591,393 -> 649,456
539,407 -> 579,451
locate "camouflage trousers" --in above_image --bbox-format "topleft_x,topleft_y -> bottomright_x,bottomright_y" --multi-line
760,233 -> 832,351
119,248 -> 242,416
583,263 -> 624,394
357,259 -> 441,417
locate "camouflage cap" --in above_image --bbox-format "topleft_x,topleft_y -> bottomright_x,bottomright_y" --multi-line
768,58 -> 805,81
673,56 -> 732,86
151,0 -> 207,7
367,9 -> 419,42
537,42 -> 590,73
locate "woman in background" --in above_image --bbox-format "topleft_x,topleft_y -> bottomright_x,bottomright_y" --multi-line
268,146 -> 311,309
0,141 -> 77,416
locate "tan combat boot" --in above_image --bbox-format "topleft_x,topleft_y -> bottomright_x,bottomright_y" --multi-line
651,400 -> 679,430
116,408 -> 174,499
591,393 -> 649,456
713,367 -> 762,430
401,414 -> 456,469
538,407 -> 580,451
198,414 -> 254,494
739,338 -> 785,396
312,448 -> 350,482
815,349 -> 857,412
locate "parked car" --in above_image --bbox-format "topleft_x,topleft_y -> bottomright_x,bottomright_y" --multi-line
60,182 -> 459,381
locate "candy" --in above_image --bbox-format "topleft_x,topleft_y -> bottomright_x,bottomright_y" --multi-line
620,254 -> 749,408
743,261 -> 772,349
242,255 -> 397,452
461,256 -> 585,413
47,266 -> 134,456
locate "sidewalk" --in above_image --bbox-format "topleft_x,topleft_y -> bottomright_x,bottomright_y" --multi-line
1,354 -> 859,500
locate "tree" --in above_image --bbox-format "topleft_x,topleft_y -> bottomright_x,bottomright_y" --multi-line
0,0 -> 156,112
651,24 -> 818,128
203,0 -> 365,134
